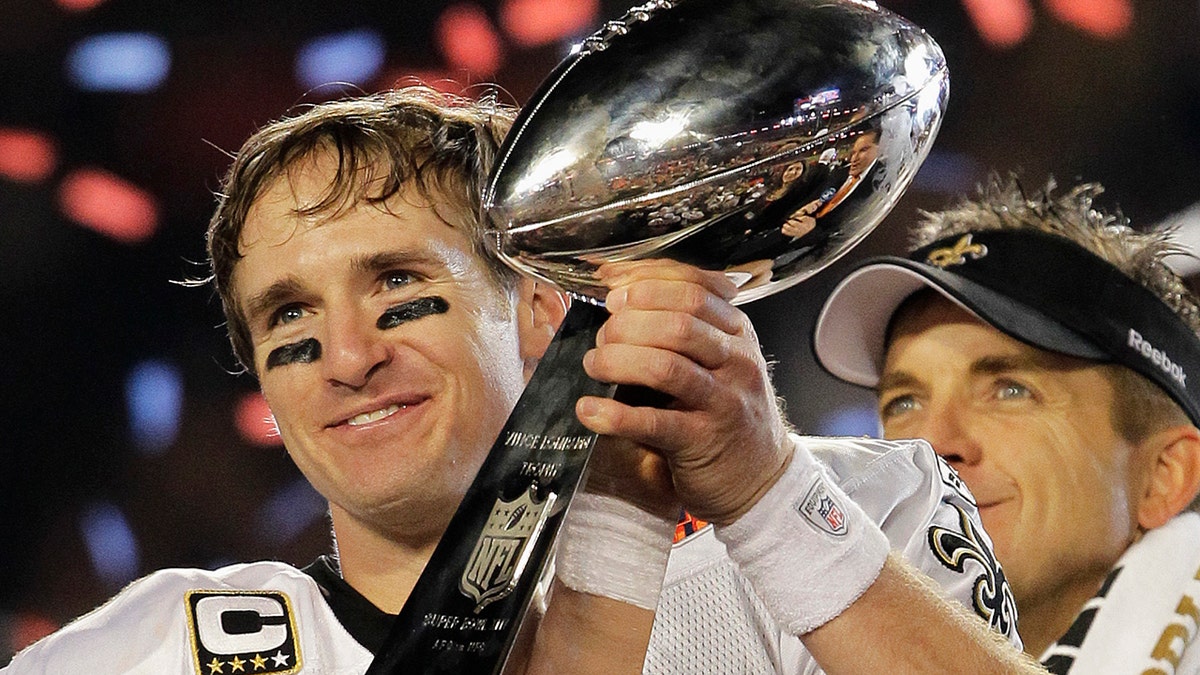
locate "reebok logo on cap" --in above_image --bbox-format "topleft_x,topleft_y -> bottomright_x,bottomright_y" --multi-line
1128,329 -> 1187,387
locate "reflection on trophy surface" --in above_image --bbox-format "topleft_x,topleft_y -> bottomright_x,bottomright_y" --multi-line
486,0 -> 949,304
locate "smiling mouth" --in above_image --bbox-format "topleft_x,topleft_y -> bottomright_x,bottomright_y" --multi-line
346,403 -> 405,427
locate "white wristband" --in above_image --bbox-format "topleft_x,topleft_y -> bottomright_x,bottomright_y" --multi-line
715,438 -> 890,634
555,492 -> 676,610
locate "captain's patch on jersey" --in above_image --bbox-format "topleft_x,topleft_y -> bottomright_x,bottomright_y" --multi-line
186,590 -> 302,675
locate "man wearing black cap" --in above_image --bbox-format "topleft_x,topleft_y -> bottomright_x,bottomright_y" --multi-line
814,177 -> 1200,673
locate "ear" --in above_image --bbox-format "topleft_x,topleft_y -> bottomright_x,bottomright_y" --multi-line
515,278 -> 569,381
1136,424 -> 1200,530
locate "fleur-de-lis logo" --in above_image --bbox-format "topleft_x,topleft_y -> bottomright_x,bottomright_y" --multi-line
928,503 -> 1017,638
926,234 -> 988,268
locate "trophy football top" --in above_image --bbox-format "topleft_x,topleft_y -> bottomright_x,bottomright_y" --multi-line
484,0 -> 949,304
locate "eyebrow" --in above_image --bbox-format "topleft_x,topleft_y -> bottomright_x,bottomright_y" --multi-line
243,276 -> 307,328
241,249 -> 444,327
349,250 -> 437,275
971,353 -> 1048,376
876,351 -> 1056,394
875,370 -> 919,394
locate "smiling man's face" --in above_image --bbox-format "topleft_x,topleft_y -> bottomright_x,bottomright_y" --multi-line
878,294 -> 1147,613
231,151 -> 530,541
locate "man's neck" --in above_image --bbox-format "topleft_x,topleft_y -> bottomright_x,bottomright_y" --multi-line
330,507 -> 441,614
1016,568 -> 1111,659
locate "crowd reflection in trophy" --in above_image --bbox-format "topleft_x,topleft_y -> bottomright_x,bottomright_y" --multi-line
616,99 -> 887,292
515,94 -> 892,300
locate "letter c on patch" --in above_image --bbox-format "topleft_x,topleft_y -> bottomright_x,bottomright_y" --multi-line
195,594 -> 288,655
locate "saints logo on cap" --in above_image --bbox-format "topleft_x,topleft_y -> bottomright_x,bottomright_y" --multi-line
186,591 -> 301,675
926,234 -> 988,268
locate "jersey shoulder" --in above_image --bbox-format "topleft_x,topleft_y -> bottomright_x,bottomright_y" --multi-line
797,435 -> 1021,647
3,561 -> 370,675
798,435 -> 977,517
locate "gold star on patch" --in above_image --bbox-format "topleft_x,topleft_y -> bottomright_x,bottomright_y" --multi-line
229,655 -> 246,673
207,657 -> 225,674
251,654 -> 268,671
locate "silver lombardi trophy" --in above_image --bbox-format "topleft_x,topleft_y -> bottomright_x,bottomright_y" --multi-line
367,1 -> 948,672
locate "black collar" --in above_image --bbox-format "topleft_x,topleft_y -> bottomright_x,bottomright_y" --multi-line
301,555 -> 395,654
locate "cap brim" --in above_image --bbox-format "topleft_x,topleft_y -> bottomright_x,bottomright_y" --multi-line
813,257 -> 1108,388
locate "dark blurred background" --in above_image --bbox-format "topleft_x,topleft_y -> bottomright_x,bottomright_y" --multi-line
2,0 -> 1198,659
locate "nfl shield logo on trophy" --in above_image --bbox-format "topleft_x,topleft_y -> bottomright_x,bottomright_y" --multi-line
460,483 -> 557,613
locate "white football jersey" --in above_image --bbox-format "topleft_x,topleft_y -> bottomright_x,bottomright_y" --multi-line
644,435 -> 1019,674
1,561 -> 372,674
3,435 -> 1017,674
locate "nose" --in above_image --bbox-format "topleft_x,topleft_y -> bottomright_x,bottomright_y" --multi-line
916,400 -> 984,467
319,307 -> 390,389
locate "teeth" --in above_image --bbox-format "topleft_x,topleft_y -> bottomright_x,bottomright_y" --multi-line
347,404 -> 402,426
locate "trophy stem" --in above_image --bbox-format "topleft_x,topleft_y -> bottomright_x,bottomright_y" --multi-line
365,300 -> 615,674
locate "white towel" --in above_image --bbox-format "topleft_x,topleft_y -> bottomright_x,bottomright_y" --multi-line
1040,512 -> 1200,674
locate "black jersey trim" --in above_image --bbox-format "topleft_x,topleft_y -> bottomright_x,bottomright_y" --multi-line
301,555 -> 395,654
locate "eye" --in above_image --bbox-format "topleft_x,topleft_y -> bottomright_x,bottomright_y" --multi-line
383,270 -> 414,290
879,393 -> 919,420
995,380 -> 1032,401
271,304 -> 308,328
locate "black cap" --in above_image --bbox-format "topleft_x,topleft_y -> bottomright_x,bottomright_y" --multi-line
813,229 -> 1200,427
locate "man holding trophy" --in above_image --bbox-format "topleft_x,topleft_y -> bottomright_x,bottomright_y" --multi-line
3,0 -> 1051,673
3,83 -> 1039,674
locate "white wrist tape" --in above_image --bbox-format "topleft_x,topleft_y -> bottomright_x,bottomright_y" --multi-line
555,492 -> 676,610
715,438 -> 889,634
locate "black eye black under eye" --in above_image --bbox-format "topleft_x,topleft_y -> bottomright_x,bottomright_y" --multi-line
261,297 -> 446,370
266,338 -> 321,370
377,296 -> 449,330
